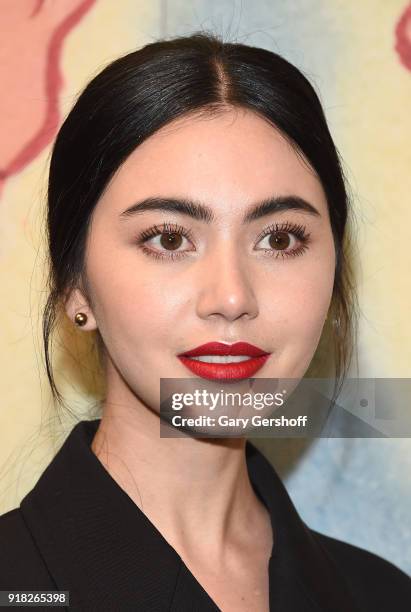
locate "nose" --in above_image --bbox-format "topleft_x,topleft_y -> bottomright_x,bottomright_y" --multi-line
195,244 -> 259,322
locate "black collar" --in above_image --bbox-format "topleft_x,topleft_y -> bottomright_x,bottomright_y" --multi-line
20,419 -> 359,611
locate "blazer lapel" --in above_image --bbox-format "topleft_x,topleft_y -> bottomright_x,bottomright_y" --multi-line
246,441 -> 362,611
21,420 -> 183,610
170,563 -> 220,611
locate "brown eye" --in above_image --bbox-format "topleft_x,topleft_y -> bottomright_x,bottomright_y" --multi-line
160,232 -> 183,250
269,231 -> 291,250
255,221 -> 311,259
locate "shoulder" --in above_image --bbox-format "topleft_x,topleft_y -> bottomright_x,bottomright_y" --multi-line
310,528 -> 411,610
0,507 -> 55,589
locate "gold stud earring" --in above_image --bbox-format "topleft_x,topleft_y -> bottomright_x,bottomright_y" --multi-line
74,312 -> 88,327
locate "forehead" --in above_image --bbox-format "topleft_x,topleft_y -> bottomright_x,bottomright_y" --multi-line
99,108 -> 327,218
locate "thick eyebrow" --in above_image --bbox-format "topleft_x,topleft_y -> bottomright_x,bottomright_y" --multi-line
119,195 -> 321,224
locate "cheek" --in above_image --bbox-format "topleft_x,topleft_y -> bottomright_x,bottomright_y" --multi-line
94,267 -> 186,353
263,257 -> 334,346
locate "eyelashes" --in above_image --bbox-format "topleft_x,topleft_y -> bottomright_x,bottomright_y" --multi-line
137,222 -> 194,261
135,220 -> 311,262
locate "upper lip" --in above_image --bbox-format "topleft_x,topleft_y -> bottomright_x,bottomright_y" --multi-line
178,341 -> 270,358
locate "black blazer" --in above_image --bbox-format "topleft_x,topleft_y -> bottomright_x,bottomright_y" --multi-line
0,419 -> 410,611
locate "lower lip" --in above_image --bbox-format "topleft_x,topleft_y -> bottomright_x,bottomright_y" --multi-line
177,354 -> 270,380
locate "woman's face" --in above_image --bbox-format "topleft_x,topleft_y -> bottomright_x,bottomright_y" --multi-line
67,108 -> 336,411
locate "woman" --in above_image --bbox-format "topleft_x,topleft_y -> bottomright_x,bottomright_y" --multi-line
0,32 -> 410,611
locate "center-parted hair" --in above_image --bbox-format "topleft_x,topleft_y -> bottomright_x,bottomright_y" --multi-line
43,31 -> 358,411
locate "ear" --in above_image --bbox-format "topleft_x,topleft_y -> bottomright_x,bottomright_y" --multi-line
63,287 -> 98,331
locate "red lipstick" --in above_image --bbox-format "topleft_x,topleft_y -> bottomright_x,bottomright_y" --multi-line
177,341 -> 270,380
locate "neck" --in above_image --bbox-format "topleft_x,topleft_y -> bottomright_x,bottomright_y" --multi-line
91,392 -> 272,565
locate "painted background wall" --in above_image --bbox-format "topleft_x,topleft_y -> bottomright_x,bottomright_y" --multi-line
1,0 -> 410,574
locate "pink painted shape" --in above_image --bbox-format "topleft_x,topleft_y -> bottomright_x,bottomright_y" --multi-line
0,0 -> 96,196
395,3 -> 411,71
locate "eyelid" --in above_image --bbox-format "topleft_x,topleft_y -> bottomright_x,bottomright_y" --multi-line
138,221 -> 195,244
254,220 -> 309,245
